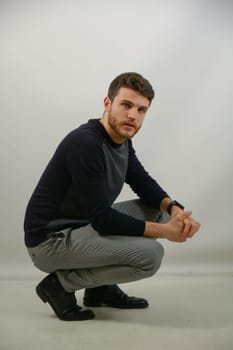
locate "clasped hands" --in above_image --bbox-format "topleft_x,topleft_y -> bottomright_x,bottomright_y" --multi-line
165,210 -> 201,243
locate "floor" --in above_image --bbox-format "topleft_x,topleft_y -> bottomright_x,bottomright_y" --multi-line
1,267 -> 232,350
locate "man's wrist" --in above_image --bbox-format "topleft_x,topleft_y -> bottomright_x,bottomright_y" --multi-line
166,200 -> 184,215
160,197 -> 172,212
144,221 -> 165,239
170,205 -> 184,216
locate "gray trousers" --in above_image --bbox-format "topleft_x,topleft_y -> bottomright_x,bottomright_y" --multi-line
27,200 -> 167,292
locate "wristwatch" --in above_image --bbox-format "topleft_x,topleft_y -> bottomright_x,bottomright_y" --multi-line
167,200 -> 184,215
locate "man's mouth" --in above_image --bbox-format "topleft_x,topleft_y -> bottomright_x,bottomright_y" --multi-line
122,122 -> 136,129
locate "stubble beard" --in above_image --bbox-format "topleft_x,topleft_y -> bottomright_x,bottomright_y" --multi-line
108,111 -> 140,141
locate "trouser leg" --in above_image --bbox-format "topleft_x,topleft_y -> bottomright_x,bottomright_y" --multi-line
57,235 -> 164,292
27,199 -> 167,292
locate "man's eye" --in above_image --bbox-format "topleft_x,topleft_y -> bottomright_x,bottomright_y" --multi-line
122,103 -> 131,108
138,108 -> 147,113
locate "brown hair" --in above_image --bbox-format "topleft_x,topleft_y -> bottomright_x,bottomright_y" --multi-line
107,72 -> 155,104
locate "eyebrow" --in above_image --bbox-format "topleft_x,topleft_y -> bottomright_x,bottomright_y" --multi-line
120,99 -> 149,110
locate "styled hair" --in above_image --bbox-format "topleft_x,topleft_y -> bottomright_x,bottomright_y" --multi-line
107,72 -> 155,104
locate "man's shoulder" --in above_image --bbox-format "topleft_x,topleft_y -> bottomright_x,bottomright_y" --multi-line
63,119 -> 104,145
69,118 -> 101,135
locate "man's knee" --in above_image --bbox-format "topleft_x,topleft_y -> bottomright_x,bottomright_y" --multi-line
132,240 -> 164,278
146,240 -> 164,273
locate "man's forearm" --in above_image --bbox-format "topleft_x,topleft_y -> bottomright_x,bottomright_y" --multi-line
143,197 -> 173,239
144,221 -> 164,239
160,197 -> 172,212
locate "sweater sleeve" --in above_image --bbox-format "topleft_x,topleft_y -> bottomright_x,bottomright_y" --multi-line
125,140 -> 169,209
67,135 -> 145,236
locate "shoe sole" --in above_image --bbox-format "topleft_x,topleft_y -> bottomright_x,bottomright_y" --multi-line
83,301 -> 149,309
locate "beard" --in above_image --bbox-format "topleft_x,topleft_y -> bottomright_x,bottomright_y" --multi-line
107,109 -> 141,142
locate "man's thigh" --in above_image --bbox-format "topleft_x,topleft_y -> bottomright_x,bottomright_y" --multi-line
27,224 -> 163,273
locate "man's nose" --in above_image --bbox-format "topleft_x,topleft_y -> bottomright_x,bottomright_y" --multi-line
128,108 -> 137,120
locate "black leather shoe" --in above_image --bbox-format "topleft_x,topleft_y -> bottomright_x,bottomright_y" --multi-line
36,273 -> 95,321
83,285 -> 149,309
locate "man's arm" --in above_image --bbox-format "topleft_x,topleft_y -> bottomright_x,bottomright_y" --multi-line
126,142 -> 201,242
125,141 -> 170,209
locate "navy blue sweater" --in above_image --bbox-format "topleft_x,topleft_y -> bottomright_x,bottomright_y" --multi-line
24,119 -> 169,247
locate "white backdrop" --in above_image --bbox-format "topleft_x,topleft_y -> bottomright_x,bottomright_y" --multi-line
1,0 -> 232,275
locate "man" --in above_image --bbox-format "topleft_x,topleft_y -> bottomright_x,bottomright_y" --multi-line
24,72 -> 200,321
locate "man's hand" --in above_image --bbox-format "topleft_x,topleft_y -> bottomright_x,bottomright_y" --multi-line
162,211 -> 200,242
144,210 -> 201,242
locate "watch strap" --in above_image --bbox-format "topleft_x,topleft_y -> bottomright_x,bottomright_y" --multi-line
167,200 -> 184,215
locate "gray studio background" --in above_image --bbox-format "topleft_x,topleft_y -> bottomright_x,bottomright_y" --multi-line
1,0 -> 232,277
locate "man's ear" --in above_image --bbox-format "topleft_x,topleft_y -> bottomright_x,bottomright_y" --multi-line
104,96 -> 111,112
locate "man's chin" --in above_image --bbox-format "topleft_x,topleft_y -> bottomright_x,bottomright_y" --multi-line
110,125 -> 138,142
120,126 -> 138,137
120,131 -> 137,140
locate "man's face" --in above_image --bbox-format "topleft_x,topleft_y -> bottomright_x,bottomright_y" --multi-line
103,87 -> 150,143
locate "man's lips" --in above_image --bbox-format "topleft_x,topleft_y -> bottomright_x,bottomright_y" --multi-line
122,122 -> 136,128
